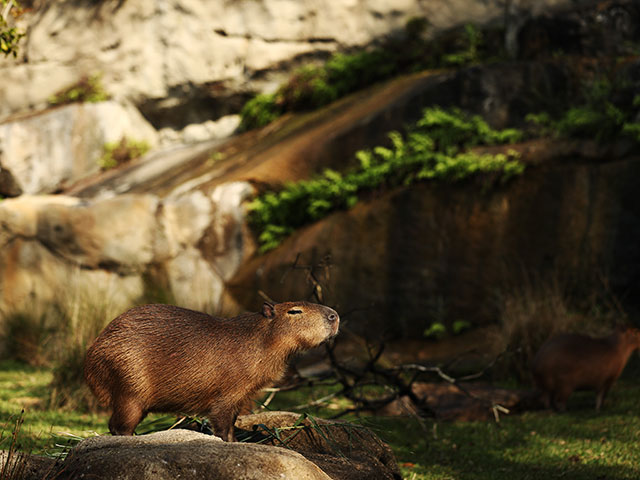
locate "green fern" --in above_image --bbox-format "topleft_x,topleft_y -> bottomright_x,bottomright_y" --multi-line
248,107 -> 525,252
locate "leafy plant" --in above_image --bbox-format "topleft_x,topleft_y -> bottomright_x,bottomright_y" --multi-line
423,322 -> 447,340
441,24 -> 483,66
248,107 -> 524,252
98,137 -> 150,170
48,74 -> 110,106
239,93 -> 282,131
0,0 -> 24,58
239,19 -> 498,131
526,76 -> 640,143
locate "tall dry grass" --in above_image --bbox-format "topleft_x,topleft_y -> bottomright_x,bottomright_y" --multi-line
492,276 -> 627,382
0,272 -> 139,411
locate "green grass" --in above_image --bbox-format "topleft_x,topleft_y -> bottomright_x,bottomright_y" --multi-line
0,360 -> 107,455
2,360 -> 640,479
367,398 -> 640,480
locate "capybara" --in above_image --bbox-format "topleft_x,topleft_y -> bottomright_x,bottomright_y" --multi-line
84,301 -> 339,441
531,326 -> 640,411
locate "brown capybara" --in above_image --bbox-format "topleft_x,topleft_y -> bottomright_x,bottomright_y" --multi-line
84,301 -> 339,441
531,326 -> 640,412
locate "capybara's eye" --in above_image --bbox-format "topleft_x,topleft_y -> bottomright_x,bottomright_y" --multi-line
287,309 -> 303,315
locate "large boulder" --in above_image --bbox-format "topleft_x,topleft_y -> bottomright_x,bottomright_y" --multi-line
19,412 -> 400,479
55,430 -> 332,480
0,183 -> 256,317
0,101 -> 157,196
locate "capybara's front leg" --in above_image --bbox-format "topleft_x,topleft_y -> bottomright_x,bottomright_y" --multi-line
209,409 -> 238,442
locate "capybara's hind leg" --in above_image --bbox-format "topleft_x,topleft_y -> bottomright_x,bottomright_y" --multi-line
109,397 -> 145,435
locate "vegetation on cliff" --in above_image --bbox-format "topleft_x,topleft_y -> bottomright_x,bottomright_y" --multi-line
239,21 -> 491,131
48,74 -> 110,106
98,137 -> 150,170
527,77 -> 640,144
0,0 -> 23,57
248,107 -> 524,252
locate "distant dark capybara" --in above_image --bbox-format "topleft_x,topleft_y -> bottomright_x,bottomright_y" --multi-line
531,326 -> 640,411
84,301 -> 339,441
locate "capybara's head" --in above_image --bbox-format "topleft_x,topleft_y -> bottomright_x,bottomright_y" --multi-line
261,301 -> 339,349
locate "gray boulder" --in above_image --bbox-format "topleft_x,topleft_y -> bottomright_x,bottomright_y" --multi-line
56,429 -> 332,480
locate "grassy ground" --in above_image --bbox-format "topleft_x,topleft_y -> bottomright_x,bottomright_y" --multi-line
1,360 -> 640,479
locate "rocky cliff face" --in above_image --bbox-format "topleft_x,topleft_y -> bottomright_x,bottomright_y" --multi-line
225,144 -> 640,338
1,0 -> 567,126
1,0 -> 638,339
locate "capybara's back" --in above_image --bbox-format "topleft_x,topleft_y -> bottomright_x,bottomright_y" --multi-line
531,326 -> 640,411
84,301 -> 339,441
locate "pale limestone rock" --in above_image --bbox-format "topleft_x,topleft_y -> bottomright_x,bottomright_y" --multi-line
0,185 -> 253,317
0,237 -> 144,319
208,115 -> 241,139
161,190 -> 213,256
0,0 -> 572,120
166,247 -> 225,312
0,102 -> 158,195
209,181 -> 257,280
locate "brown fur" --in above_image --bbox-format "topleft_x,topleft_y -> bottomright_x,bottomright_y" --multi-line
84,301 -> 339,441
531,326 -> 640,411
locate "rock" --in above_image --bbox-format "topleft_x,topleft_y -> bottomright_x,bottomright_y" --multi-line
182,123 -> 213,144
55,429 -> 332,480
237,411 -> 402,480
0,102 -> 157,196
2,413 -> 401,480
0,184 -> 255,316
224,150 -> 640,338
180,117 -> 240,144
0,450 -> 58,480
0,0 -> 574,126
208,114 -> 241,139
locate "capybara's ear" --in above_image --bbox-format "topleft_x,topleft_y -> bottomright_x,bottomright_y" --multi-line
262,302 -> 276,319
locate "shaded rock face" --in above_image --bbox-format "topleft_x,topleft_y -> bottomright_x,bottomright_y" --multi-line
225,154 -> 640,339
0,102 -> 157,196
0,184 -> 256,318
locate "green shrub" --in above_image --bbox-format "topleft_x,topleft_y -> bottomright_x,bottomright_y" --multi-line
423,322 -> 447,340
239,93 -> 282,131
98,137 -> 150,170
248,107 -> 524,252
0,0 -> 24,58
48,74 -> 110,105
278,66 -> 338,111
239,20 -> 496,131
526,77 -> 640,143
441,24 -> 483,66
326,49 -> 396,96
